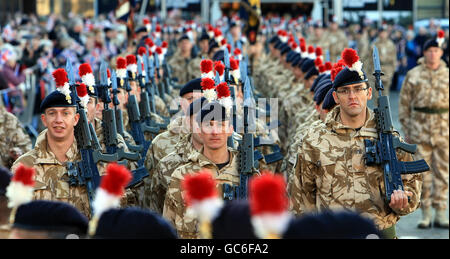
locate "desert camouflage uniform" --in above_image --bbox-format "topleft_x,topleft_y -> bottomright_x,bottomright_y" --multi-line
284,114 -> 321,178
163,148 -> 240,239
307,32 -> 330,55
289,106 -> 422,230
327,29 -> 348,63
187,56 -> 202,81
149,133 -> 199,214
167,50 -> 191,86
142,116 -> 189,209
399,57 -> 449,210
0,105 -> 32,169
11,129 -> 92,218
155,95 -> 170,118
367,37 -> 397,97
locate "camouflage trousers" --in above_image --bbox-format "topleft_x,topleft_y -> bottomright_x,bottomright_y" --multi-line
417,141 -> 449,210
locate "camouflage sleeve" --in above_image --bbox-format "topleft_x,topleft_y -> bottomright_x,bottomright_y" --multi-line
149,159 -> 168,214
162,172 -> 183,233
297,140 -> 318,214
155,96 -> 170,117
398,71 -> 413,136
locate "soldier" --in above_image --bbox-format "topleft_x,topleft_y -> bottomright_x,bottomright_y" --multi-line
143,78 -> 203,210
399,32 -> 449,229
327,19 -> 348,63
369,27 -> 397,97
167,35 -> 193,86
10,85 -> 95,216
0,103 -> 32,169
149,97 -> 206,214
163,101 -> 240,239
291,48 -> 422,239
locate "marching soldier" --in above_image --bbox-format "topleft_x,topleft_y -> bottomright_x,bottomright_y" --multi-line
369,27 -> 397,97
10,86 -> 93,217
149,97 -> 206,214
143,78 -> 203,211
399,31 -> 449,229
162,101 -> 240,239
327,18 -> 348,63
167,35 -> 193,86
291,48 -> 422,238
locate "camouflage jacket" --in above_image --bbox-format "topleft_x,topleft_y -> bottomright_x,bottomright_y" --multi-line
150,133 -> 199,214
163,148 -> 240,239
399,58 -> 449,144
11,129 -> 92,218
167,50 -> 191,86
0,105 -> 32,169
327,30 -> 348,63
291,106 -> 422,230
145,116 -> 189,172
142,116 -> 189,209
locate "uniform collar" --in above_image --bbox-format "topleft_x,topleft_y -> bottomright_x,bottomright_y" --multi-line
187,146 -> 237,169
34,129 -> 78,165
418,57 -> 447,72
324,106 -> 378,138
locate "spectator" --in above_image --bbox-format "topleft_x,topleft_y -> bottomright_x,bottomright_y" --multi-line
405,30 -> 419,70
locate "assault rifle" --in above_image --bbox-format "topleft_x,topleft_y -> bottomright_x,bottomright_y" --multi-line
65,60 -> 117,215
364,46 -> 430,204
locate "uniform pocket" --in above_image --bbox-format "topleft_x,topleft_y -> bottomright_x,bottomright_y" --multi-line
55,181 -> 70,199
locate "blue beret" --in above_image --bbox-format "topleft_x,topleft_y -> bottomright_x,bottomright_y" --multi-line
212,200 -> 258,239
187,97 -> 208,117
212,50 -> 225,63
300,59 -> 314,73
423,37 -> 443,51
180,78 -> 202,97
332,67 -> 368,89
310,73 -> 330,93
286,51 -> 297,63
0,166 -> 11,196
314,80 -> 333,105
94,207 -> 177,239
135,27 -> 147,34
304,66 -> 319,80
178,34 -> 190,42
282,210 -> 382,239
280,45 -> 291,55
199,32 -> 210,41
322,87 -> 337,110
269,36 -> 279,44
291,53 -> 301,67
40,90 -> 76,113
13,200 -> 89,235
196,101 -> 229,124
274,41 -> 284,50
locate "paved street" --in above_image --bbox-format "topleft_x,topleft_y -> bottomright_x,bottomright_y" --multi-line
368,90 -> 449,239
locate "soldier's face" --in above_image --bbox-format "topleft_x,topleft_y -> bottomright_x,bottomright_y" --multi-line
95,100 -> 104,120
117,88 -> 127,107
424,47 -> 443,65
180,91 -> 203,114
200,40 -> 209,53
293,67 -> 302,78
41,107 -> 79,141
332,82 -> 372,117
86,97 -> 97,123
200,120 -> 233,150
306,75 -> 317,90
189,115 -> 203,145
